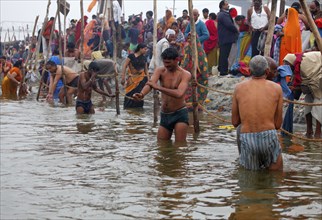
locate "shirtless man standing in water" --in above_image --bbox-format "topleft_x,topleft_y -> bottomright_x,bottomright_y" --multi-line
76,62 -> 114,114
133,48 -> 191,142
232,55 -> 284,171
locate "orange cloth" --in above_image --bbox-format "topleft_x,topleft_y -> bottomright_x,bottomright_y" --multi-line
87,0 -> 97,13
279,8 -> 302,65
83,20 -> 97,58
1,67 -> 22,99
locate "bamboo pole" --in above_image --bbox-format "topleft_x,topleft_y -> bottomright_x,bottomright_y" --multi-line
153,0 -> 159,123
64,0 -> 67,55
57,0 -> 68,105
7,28 -> 10,43
299,0 -> 322,54
26,16 -> 39,70
99,0 -> 108,50
188,0 -> 200,133
12,26 -> 16,41
80,0 -> 85,70
264,0 -> 277,57
3,32 -> 7,56
279,0 -> 286,17
110,0 -> 120,114
48,11 -> 58,58
34,0 -> 51,72
34,0 -> 51,101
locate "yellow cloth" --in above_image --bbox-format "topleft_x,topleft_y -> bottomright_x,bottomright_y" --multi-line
125,70 -> 146,94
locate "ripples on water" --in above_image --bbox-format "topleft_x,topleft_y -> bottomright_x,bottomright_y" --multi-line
1,93 -> 321,219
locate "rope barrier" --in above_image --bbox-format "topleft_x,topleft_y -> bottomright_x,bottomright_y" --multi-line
197,82 -> 233,96
196,82 -> 322,106
279,128 -> 322,142
283,98 -> 322,106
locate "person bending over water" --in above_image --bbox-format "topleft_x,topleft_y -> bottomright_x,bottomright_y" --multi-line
76,62 -> 115,114
133,48 -> 191,142
232,55 -> 284,171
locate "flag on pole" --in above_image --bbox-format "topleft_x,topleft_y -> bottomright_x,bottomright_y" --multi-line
87,0 -> 98,12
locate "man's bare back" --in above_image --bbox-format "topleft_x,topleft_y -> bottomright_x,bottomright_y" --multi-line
56,65 -> 79,83
232,78 -> 283,133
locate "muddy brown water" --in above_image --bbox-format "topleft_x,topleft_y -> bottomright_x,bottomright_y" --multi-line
1,92 -> 321,219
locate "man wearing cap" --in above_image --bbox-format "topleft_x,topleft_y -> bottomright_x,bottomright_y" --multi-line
148,28 -> 176,74
283,52 -> 322,138
232,55 -> 284,170
76,62 -> 115,114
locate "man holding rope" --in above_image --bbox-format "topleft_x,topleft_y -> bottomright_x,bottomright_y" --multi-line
232,55 -> 284,171
133,48 -> 191,142
76,62 -> 115,114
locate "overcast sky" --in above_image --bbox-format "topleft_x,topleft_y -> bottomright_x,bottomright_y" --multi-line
0,0 -> 241,40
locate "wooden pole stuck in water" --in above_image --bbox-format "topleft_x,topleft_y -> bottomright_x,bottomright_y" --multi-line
109,0 -> 120,114
99,0 -> 108,51
57,0 -> 68,105
36,0 -> 51,101
188,0 -> 200,133
48,10 -> 58,58
153,0 -> 159,124
26,16 -> 39,70
80,0 -> 85,70
264,0 -> 277,57
299,0 -> 322,54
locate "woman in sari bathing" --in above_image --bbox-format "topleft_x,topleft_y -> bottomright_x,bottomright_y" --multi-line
1,60 -> 23,99
121,43 -> 148,108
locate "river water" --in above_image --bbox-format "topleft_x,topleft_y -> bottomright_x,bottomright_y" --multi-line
1,92 -> 321,219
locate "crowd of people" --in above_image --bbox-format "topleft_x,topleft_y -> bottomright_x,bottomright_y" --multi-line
0,0 -> 321,170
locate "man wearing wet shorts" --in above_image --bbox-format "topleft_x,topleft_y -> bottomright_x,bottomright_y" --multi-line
133,48 -> 192,142
160,107 -> 189,132
232,55 -> 284,170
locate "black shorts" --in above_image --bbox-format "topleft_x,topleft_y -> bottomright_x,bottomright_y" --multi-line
76,100 -> 93,114
67,76 -> 79,88
160,107 -> 189,132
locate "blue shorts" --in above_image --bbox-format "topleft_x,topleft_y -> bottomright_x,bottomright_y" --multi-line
76,100 -> 93,114
239,129 -> 282,170
160,107 -> 189,132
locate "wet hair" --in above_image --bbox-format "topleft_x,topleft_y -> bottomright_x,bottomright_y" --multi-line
235,15 -> 245,22
88,61 -> 100,72
161,47 -> 179,60
46,60 -> 57,67
202,8 -> 209,13
291,2 -> 301,13
249,55 -> 268,77
219,0 -> 227,9
209,13 -> 217,20
67,42 -> 75,49
146,11 -> 153,17
14,60 -> 23,68
134,43 -> 147,53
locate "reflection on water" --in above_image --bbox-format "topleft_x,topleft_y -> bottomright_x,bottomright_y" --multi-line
1,93 -> 321,219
